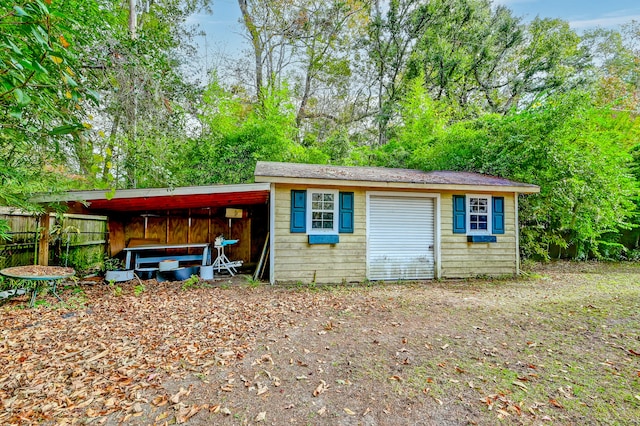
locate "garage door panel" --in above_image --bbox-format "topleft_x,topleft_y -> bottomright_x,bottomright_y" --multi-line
368,195 -> 434,280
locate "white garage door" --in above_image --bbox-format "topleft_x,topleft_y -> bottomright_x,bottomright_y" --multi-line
368,195 -> 435,280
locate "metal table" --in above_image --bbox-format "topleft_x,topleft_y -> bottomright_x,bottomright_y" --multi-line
123,243 -> 211,270
212,238 -> 242,276
0,266 -> 75,307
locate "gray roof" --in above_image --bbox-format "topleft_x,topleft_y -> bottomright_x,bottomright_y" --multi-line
254,161 -> 539,191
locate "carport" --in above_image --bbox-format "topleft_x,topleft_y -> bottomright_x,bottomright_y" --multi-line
35,183 -> 271,271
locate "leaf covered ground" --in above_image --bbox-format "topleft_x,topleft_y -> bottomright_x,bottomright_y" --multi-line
1,262 -> 639,425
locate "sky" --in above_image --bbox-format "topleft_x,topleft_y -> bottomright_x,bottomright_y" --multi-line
495,0 -> 640,29
187,0 -> 640,75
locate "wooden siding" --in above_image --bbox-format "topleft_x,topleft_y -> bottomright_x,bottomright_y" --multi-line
110,206 -> 268,265
273,185 -> 367,283
273,186 -> 519,282
440,192 -> 517,277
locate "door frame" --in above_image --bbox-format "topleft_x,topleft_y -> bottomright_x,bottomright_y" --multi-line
366,191 -> 441,280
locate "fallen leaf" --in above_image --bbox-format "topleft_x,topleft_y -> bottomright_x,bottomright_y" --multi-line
549,398 -> 564,408
497,408 -> 510,417
152,395 -> 168,407
313,380 -> 328,397
344,407 -> 355,415
257,383 -> 269,396
155,411 -> 170,421
170,387 -> 189,404
317,406 -> 327,416
512,381 -> 528,390
85,349 -> 109,363
255,411 -> 266,422
176,404 -> 201,423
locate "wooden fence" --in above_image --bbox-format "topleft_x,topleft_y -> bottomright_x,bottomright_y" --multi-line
0,209 -> 39,268
0,209 -> 107,271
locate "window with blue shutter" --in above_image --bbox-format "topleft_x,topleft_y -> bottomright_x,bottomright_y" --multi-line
290,190 -> 306,233
339,192 -> 354,233
453,195 -> 466,234
492,196 -> 505,234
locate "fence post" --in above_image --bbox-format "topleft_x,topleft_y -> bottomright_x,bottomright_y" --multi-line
38,214 -> 50,266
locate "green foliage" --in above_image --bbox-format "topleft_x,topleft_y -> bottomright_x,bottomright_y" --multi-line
101,256 -> 124,273
180,275 -> 201,291
0,220 -> 11,242
133,284 -> 146,296
174,81 -> 318,185
245,276 -> 261,288
407,1 -> 589,115
410,92 -> 638,259
0,1 -> 100,208
110,283 -> 122,297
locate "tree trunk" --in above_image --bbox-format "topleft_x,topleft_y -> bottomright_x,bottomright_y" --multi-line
238,0 -> 264,103
129,0 -> 137,39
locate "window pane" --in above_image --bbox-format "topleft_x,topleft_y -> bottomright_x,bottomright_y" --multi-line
323,221 -> 333,229
312,221 -> 322,229
324,202 -> 333,210
312,202 -> 322,210
479,216 -> 487,222
312,193 -> 322,201
324,194 -> 334,202
479,223 -> 487,230
470,223 -> 477,230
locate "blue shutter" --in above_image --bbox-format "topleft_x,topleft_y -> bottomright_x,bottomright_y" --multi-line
339,192 -> 354,233
290,190 -> 306,233
453,195 -> 466,234
492,196 -> 505,234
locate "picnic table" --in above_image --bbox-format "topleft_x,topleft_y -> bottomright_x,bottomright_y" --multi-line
123,243 -> 211,270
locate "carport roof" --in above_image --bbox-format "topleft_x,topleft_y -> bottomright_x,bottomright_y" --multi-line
33,183 -> 271,213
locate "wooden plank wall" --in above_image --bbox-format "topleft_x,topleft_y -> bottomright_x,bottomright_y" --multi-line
440,192 -> 517,278
273,185 -> 367,284
110,205 -> 268,265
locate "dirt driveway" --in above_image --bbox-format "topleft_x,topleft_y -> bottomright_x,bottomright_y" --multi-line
1,262 -> 639,425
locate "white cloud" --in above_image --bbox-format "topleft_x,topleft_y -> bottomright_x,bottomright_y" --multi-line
492,0 -> 537,5
569,14 -> 640,29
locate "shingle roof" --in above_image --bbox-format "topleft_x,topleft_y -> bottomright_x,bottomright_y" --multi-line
254,161 -> 539,192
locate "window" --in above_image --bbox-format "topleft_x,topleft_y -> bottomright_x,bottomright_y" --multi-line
453,195 -> 504,236
308,190 -> 338,233
290,189 -> 354,236
467,196 -> 490,234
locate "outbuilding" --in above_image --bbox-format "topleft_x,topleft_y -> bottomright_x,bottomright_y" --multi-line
36,162 -> 539,284
254,161 -> 539,284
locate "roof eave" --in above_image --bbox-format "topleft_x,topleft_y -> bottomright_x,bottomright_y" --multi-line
31,182 -> 273,204
254,176 -> 539,194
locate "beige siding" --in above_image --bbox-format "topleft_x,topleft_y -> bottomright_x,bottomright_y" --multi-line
273,184 -> 367,283
273,185 -> 520,283
440,192 -> 518,278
